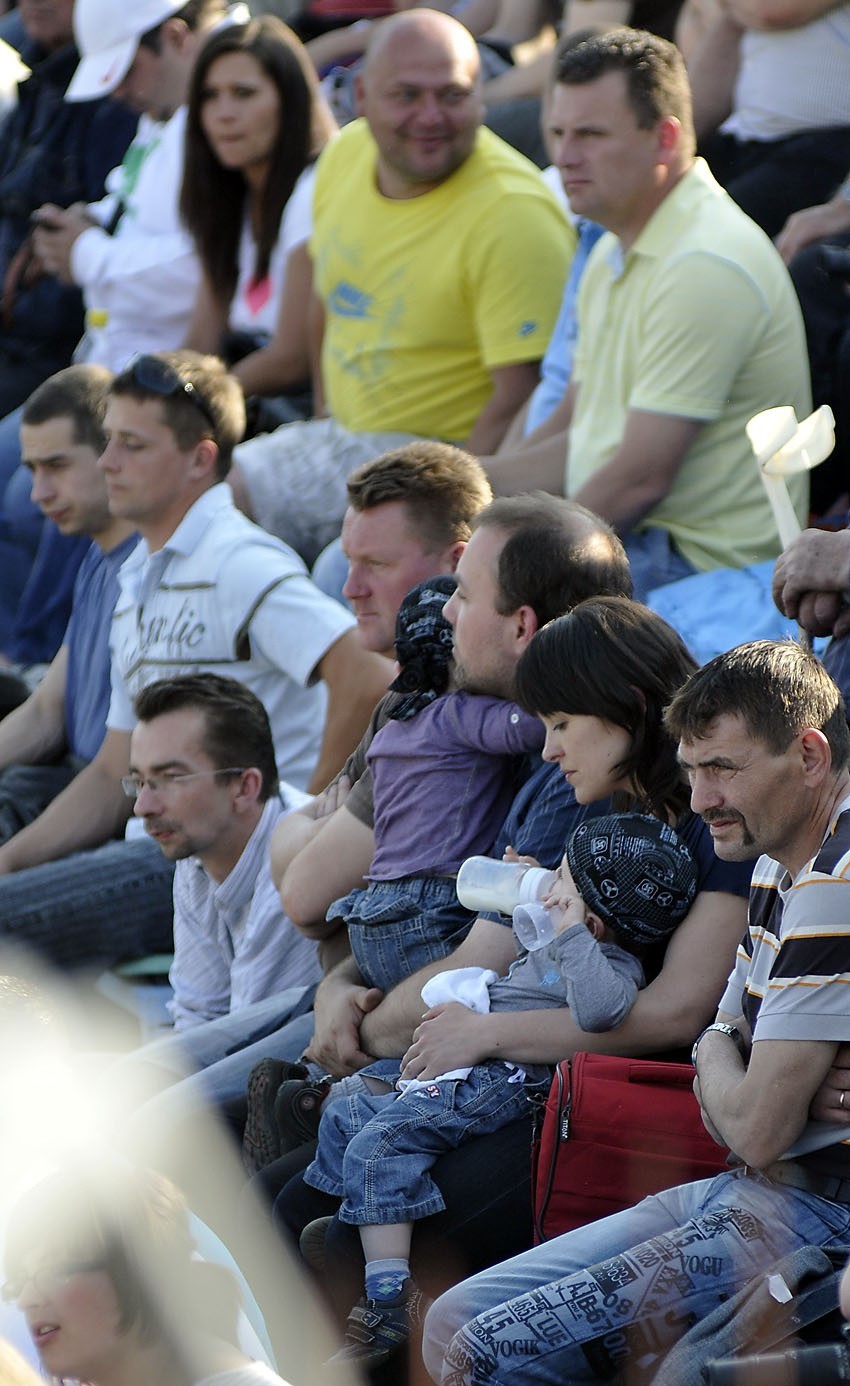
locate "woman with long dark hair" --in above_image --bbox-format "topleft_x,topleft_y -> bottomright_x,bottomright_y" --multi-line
273,598 -> 754,1340
181,16 -> 335,402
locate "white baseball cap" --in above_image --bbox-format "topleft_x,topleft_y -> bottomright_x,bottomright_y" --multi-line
66,0 -> 186,103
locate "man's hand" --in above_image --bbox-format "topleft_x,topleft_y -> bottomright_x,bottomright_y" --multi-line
772,529 -> 850,636
809,1043 -> 850,1123
775,197 -> 850,266
400,1002 -> 491,1081
304,973 -> 384,1077
305,772 -> 352,821
31,204 -> 96,285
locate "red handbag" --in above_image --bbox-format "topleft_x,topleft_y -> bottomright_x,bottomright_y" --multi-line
531,1052 -> 730,1243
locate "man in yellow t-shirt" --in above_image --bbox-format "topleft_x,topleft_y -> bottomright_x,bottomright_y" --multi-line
230,8 -> 570,565
483,29 -> 810,601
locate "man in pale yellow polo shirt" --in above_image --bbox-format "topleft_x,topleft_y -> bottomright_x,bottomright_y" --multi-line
483,28 -> 811,601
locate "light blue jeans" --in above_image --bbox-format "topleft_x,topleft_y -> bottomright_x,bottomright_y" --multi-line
332,876 -> 476,994
305,1061 -> 538,1225
423,1167 -> 850,1384
623,526 -> 696,604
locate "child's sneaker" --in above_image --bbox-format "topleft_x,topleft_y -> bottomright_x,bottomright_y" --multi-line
327,1279 -> 427,1369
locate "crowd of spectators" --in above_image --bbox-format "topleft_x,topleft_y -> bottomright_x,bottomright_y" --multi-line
0,0 -> 849,1383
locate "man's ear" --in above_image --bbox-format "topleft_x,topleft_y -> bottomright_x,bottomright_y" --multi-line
190,437 -> 220,482
446,539 -> 466,572
657,115 -> 681,163
514,603 -> 539,653
234,766 -> 264,810
159,16 -> 190,54
799,728 -> 833,784
353,72 -> 367,117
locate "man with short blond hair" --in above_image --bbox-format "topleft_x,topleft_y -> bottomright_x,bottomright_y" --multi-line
339,442 -> 492,657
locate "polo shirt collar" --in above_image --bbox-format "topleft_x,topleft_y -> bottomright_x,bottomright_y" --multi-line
606,157 -> 716,277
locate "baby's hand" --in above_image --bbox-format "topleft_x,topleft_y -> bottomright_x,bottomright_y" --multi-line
543,858 -> 588,934
503,845 -> 540,867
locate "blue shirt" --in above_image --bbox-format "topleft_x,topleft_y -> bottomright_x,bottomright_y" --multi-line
524,219 -> 605,435
65,532 -> 138,761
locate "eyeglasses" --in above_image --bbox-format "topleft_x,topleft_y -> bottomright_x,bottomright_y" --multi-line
121,768 -> 245,799
2,1259 -> 105,1303
129,355 -> 218,435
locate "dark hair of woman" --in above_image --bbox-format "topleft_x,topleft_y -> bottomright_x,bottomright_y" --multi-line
515,596 -> 698,821
181,14 -> 335,304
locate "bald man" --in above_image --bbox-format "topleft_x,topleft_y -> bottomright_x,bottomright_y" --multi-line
230,8 -> 570,566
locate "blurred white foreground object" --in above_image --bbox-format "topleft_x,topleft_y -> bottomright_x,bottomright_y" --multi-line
747,405 -> 835,548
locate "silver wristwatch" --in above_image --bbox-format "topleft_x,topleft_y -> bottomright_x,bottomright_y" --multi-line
691,1021 -> 745,1069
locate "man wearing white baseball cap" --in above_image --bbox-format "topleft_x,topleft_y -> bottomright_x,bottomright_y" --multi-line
29,0 -> 241,371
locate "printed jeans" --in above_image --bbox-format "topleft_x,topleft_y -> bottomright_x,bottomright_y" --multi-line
423,1167 -> 850,1385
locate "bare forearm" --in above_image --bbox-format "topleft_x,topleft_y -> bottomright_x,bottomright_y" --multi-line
482,46 -> 552,104
281,803 -> 373,931
308,652 -> 390,794
233,342 -> 309,399
269,811 -> 324,892
0,760 -> 130,872
482,429 -> 567,497
686,14 -> 742,139
466,363 -> 541,456
697,1031 -> 837,1166
0,697 -> 66,772
465,983 -> 715,1068
723,0 -> 842,27
572,468 -> 670,533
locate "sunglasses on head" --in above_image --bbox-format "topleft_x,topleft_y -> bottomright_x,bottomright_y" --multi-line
129,356 -> 217,435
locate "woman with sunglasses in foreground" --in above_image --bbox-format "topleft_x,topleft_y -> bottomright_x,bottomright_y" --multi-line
5,1165 -> 294,1386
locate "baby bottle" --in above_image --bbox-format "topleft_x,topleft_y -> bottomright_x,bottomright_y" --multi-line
511,900 -> 559,952
456,856 -> 556,916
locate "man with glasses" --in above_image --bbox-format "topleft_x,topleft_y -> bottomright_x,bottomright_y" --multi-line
128,674 -> 319,1031
0,350 -> 389,970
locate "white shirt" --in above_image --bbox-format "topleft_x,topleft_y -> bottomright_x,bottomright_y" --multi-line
230,165 -> 315,338
72,106 -> 200,369
722,6 -> 850,141
169,795 -> 321,1029
108,485 -> 356,789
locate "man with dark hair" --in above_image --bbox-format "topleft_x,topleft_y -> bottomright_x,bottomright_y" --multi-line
31,0 -> 230,369
0,365 -> 138,842
278,494 -> 633,949
425,639 -> 850,1385
128,674 -> 319,1030
484,26 -> 811,601
0,350 -> 389,969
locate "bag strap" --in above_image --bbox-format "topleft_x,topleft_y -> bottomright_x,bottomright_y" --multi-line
533,1059 -> 570,1243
